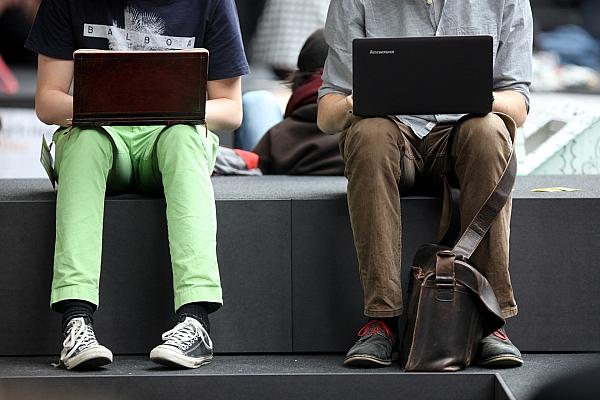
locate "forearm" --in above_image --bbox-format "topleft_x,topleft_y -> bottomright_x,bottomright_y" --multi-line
34,55 -> 74,126
205,98 -> 243,132
492,90 -> 528,127
35,89 -> 73,127
317,93 -> 354,134
35,93 -> 242,130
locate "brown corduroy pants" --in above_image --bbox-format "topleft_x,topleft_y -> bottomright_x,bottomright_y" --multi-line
339,113 -> 518,320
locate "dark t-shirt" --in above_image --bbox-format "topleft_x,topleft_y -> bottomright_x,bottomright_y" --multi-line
25,0 -> 249,80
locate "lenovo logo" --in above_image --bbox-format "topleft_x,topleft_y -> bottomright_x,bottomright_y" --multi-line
369,50 -> 395,55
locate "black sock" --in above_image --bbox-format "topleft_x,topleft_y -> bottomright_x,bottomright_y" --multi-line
57,300 -> 96,333
177,302 -> 210,333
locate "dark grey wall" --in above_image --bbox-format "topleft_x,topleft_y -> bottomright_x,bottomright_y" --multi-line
1,176 -> 599,356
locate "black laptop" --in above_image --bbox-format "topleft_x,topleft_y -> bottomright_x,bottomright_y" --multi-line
352,36 -> 493,117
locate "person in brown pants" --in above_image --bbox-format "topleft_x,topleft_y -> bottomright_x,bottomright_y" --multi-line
318,0 -> 533,368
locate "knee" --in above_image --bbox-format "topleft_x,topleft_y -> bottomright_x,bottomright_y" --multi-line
61,127 -> 113,159
242,90 -> 280,112
343,117 -> 400,163
455,114 -> 511,156
157,125 -> 201,151
156,125 -> 208,173
242,90 -> 283,125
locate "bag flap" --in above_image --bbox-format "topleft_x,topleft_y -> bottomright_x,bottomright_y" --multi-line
453,259 -> 505,335
411,245 -> 505,336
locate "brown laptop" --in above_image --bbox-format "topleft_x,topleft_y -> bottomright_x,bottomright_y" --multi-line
72,49 -> 208,126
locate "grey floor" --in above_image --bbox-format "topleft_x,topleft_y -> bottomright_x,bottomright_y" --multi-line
1,354 -> 598,400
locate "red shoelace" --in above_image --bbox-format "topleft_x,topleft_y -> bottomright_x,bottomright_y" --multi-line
357,320 -> 393,339
492,328 -> 509,341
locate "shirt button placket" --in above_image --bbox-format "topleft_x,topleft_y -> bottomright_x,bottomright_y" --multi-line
426,0 -> 436,32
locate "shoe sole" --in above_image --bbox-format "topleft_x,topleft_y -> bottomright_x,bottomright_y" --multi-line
344,351 -> 399,368
478,355 -> 524,368
64,347 -> 113,370
150,346 -> 213,369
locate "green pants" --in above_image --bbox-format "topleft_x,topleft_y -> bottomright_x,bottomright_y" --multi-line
51,124 -> 222,312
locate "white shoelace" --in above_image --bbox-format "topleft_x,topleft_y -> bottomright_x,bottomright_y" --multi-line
162,317 -> 213,351
62,317 -> 99,360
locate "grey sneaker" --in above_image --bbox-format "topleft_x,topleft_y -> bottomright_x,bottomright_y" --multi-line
58,317 -> 113,370
344,320 -> 397,367
478,328 -> 523,368
150,317 -> 213,369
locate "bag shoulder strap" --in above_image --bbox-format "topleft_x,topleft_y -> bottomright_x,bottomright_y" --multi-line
437,176 -> 461,247
444,113 -> 517,259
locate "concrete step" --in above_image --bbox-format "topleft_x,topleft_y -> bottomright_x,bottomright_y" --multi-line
0,176 -> 599,355
0,354 -> 598,400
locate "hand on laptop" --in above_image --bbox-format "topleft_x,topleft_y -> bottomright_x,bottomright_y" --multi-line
490,90 -> 528,127
317,92 -> 356,134
345,94 -> 353,110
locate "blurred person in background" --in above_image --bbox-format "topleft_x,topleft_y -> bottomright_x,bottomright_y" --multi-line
235,0 -> 331,151
250,0 -> 330,79
0,0 -> 40,65
532,0 -> 600,92
0,0 -> 40,94
234,89 -> 283,150
234,0 -> 266,52
253,28 -> 344,175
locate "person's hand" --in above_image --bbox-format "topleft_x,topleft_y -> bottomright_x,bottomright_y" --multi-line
490,90 -> 528,127
345,94 -> 353,113
317,92 -> 356,134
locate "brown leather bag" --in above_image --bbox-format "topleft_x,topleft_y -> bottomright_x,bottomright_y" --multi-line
401,113 -> 516,372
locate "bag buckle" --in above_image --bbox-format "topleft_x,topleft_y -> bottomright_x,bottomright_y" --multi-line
435,250 -> 456,302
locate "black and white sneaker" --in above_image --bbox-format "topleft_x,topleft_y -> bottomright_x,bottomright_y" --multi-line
150,317 -> 213,369
57,317 -> 113,370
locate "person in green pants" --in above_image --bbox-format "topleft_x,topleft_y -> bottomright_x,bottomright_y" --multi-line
25,0 -> 249,370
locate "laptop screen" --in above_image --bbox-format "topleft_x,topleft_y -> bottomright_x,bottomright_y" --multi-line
73,49 -> 208,126
352,36 -> 493,117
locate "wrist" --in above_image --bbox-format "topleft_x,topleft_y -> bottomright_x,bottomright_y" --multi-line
344,95 -> 353,115
342,95 -> 354,130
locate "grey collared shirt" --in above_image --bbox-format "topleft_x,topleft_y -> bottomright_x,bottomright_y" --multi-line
433,0 -> 445,27
319,0 -> 533,138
